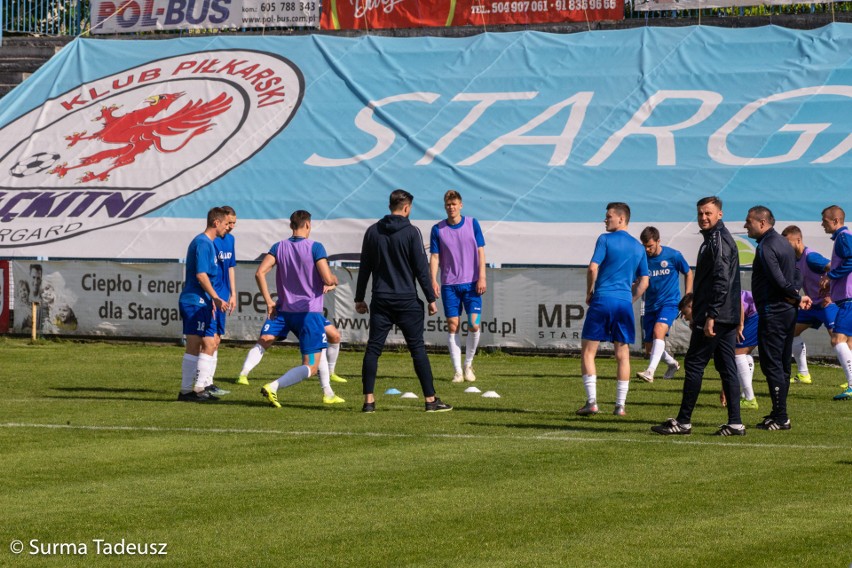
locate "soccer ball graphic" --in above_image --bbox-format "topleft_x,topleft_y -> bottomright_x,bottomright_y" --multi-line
10,152 -> 61,177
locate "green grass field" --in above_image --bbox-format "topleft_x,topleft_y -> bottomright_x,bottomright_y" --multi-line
0,337 -> 849,567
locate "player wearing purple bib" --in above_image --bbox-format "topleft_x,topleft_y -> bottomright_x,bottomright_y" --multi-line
781,225 -> 836,385
819,205 -> 852,400
429,190 -> 487,384
256,210 -> 343,408
636,227 -> 692,383
577,202 -> 649,418
735,290 -> 759,410
177,207 -> 229,403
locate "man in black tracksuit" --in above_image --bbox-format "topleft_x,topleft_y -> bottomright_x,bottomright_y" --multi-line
745,205 -> 812,431
653,196 -> 743,436
355,189 -> 452,413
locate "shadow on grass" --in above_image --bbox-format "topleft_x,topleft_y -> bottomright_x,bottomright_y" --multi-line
53,387 -> 161,394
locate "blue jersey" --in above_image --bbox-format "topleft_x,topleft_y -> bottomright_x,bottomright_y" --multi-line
645,246 -> 690,312
590,230 -> 649,303
179,234 -> 219,305
214,233 -> 236,300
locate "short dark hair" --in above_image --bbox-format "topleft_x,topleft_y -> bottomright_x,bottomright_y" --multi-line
606,202 -> 631,223
389,189 -> 414,212
29,264 -> 42,274
822,205 -> 845,222
290,210 -> 312,230
781,225 -> 801,238
678,292 -> 693,312
697,196 -> 722,209
444,190 -> 462,203
206,207 -> 227,228
640,226 -> 660,243
221,205 -> 236,216
747,205 -> 775,227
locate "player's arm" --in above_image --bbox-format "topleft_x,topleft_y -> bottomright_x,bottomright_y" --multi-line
826,234 -> 852,280
196,272 -> 225,312
255,253 -> 277,319
683,268 -> 694,296
738,297 -> 745,342
586,262 -> 599,306
227,266 -> 237,314
632,275 -> 649,303
476,246 -> 486,295
429,253 -> 441,299
315,258 -> 338,288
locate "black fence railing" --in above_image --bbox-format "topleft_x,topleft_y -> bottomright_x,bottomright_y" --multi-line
2,0 -> 851,37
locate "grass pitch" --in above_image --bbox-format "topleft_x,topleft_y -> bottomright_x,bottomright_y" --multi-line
0,337 -> 849,567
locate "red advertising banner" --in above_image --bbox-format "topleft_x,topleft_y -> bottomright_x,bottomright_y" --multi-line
0,261 -> 8,333
321,0 -> 622,30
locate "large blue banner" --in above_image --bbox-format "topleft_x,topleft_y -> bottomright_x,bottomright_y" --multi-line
0,25 -> 849,264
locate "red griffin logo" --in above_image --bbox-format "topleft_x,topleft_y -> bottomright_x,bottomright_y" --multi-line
49,91 -> 233,183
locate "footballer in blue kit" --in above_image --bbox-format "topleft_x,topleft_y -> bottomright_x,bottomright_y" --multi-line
782,225 -> 839,385
204,205 -> 238,397
578,202 -> 649,418
636,227 -> 692,383
177,207 -> 230,403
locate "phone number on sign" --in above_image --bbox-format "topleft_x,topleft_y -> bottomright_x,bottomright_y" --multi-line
479,0 -> 616,13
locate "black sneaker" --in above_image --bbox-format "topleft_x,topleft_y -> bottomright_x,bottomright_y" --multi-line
425,398 -> 453,412
205,384 -> 231,396
755,417 -> 791,431
177,391 -> 218,403
650,418 -> 691,435
362,401 -> 376,413
714,424 -> 746,436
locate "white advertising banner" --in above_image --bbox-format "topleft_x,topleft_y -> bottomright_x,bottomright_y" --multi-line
90,0 -> 321,34
9,261 -> 836,358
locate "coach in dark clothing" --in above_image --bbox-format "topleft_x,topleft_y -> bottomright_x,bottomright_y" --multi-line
653,196 -> 744,436
355,189 -> 452,413
745,206 -> 812,431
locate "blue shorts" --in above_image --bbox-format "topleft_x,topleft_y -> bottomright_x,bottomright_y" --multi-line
642,305 -> 679,343
260,313 -> 290,341
442,282 -> 483,320
179,299 -> 217,338
260,316 -> 332,341
797,303 -> 838,331
212,310 -> 228,336
282,312 -> 328,355
582,297 -> 635,344
833,302 -> 852,336
736,314 -> 758,348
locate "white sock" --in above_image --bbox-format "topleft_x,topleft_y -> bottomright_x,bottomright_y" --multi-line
465,330 -> 481,367
647,339 -> 666,373
195,353 -> 215,391
662,350 -> 677,365
792,336 -> 808,375
318,350 -> 333,397
735,354 -> 754,400
583,374 -> 597,403
448,333 -> 462,372
270,365 -> 311,392
209,351 -> 218,387
834,343 -> 852,387
326,343 -> 340,375
181,354 -> 198,393
240,344 -> 266,377
615,380 -> 629,407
